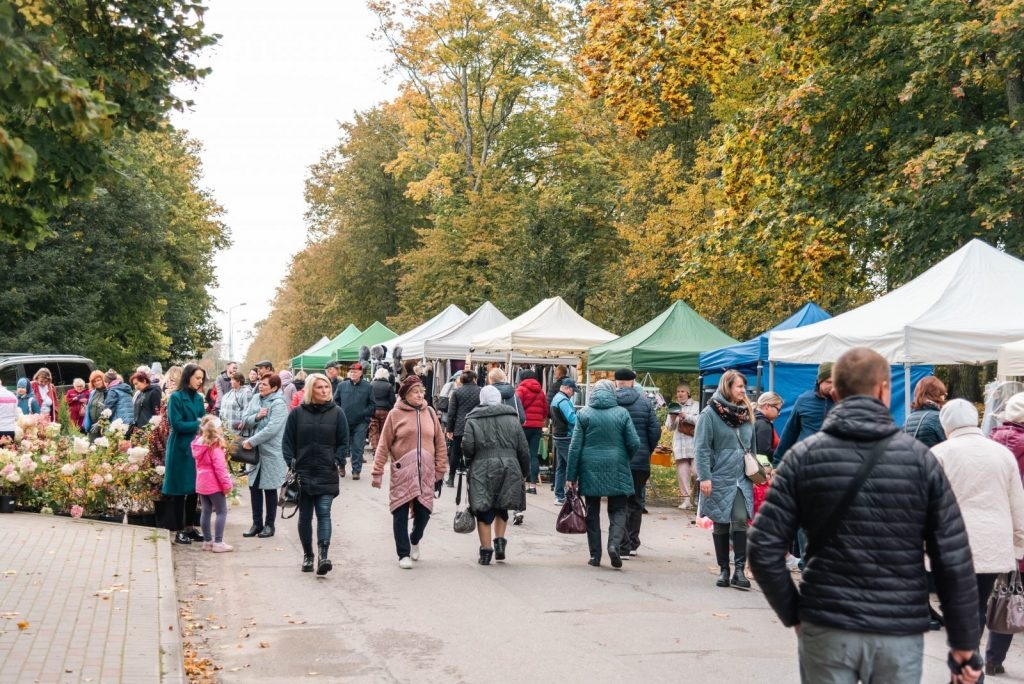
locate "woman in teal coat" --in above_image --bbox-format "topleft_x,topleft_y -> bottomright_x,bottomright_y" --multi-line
695,369 -> 756,590
162,364 -> 207,545
566,379 -> 639,569
240,373 -> 288,539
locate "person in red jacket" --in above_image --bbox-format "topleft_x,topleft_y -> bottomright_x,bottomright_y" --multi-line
515,369 -> 549,495
65,378 -> 89,430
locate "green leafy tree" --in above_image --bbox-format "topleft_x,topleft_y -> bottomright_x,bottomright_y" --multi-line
0,0 -> 216,246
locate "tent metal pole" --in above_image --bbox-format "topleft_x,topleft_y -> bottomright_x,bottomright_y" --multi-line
904,363 -> 911,419
769,361 -> 775,391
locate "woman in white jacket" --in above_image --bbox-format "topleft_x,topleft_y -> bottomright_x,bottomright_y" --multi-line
931,398 -> 1024,661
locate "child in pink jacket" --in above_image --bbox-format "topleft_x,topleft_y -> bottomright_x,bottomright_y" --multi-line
192,415 -> 234,552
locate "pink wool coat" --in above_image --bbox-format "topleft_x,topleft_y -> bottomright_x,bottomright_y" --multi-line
372,400 -> 447,513
191,438 -> 232,496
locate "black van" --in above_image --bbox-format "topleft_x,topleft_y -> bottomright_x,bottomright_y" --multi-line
0,354 -> 98,392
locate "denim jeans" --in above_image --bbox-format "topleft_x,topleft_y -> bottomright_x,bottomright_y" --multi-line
297,492 -> 334,548
392,499 -> 431,559
524,427 -> 542,483
552,437 -> 570,500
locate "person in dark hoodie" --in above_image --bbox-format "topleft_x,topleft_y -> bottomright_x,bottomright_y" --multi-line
104,371 -> 135,425
772,362 -> 835,468
368,366 -> 397,452
613,368 -> 661,558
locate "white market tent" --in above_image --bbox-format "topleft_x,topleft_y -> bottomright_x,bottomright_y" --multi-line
382,304 -> 467,362
769,239 -> 1024,413
998,338 -> 1024,376
470,296 -> 617,357
298,336 -> 331,356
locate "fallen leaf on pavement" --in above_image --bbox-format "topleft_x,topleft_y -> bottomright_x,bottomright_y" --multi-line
259,641 -> 270,648
17,621 -> 29,630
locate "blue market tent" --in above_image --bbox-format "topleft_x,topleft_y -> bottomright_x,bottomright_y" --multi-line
699,303 -> 931,431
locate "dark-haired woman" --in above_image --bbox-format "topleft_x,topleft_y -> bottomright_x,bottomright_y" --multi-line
696,369 -> 756,590
444,369 -> 481,486
162,364 -> 207,544
240,373 -> 288,539
131,371 -> 162,433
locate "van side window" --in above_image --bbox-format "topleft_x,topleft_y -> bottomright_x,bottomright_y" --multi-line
0,365 -> 19,391
57,362 -> 93,387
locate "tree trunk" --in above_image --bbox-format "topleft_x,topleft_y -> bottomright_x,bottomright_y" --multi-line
1007,62 -> 1024,134
947,365 -> 982,403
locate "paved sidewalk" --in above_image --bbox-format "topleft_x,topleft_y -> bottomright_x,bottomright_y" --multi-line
0,513 -> 182,684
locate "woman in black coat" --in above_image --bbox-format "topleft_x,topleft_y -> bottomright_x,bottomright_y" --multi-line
462,385 -> 530,565
130,372 -> 163,433
444,369 -> 481,485
282,373 -> 348,576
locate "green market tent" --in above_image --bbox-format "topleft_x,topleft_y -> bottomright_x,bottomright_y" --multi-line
291,324 -> 361,370
332,321 -> 398,362
588,301 -> 738,372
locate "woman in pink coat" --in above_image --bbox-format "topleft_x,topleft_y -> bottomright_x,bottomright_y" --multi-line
372,375 -> 447,569
192,415 -> 234,552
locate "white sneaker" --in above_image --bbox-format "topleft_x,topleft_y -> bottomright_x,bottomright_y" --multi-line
410,544 -> 420,561
785,554 -> 800,571
399,556 -> 412,569
211,542 -> 234,553
680,498 -> 692,509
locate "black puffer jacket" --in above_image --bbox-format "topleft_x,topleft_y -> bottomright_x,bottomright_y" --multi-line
281,401 -> 348,497
614,387 -> 661,471
370,378 -> 396,411
748,396 -> 979,650
446,383 -> 481,437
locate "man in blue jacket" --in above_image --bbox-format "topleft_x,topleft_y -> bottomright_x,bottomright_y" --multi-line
772,362 -> 835,468
334,363 -> 375,480
549,378 -> 578,506
614,368 -> 661,558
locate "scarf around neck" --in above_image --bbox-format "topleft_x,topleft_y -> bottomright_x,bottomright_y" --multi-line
710,393 -> 749,428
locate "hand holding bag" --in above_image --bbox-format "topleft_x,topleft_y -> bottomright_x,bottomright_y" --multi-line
230,436 -> 260,465
278,469 -> 300,519
555,488 -> 587,534
452,470 -> 475,534
987,570 -> 1024,634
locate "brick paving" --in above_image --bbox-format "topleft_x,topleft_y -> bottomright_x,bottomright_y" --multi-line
0,513 -> 182,683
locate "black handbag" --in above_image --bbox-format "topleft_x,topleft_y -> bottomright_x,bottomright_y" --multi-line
278,469 -> 300,519
231,436 -> 260,465
452,470 -> 475,534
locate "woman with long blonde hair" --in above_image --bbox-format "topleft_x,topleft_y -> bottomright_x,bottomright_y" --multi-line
695,369 -> 756,589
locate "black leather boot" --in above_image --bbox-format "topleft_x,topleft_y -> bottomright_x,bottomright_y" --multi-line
301,542 -> 314,573
494,537 -> 507,561
713,534 -> 731,588
731,531 -> 751,590
317,542 -> 332,575
242,524 -> 263,538
478,547 -> 493,565
257,523 -> 275,538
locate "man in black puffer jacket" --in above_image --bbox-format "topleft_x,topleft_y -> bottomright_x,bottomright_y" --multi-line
614,368 -> 661,558
749,347 -> 981,682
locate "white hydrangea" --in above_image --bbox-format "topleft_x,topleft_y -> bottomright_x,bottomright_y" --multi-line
4,471 -> 19,484
100,409 -> 112,419
44,423 -> 61,438
155,465 -> 165,476
126,447 -> 148,464
93,437 -> 110,449
107,419 -> 128,435
148,414 -> 164,427
72,438 -> 90,455
60,463 -> 76,476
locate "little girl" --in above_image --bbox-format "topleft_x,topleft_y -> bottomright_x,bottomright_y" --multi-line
192,415 -> 234,552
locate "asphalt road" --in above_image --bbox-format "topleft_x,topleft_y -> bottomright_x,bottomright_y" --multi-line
174,473 -> 1024,683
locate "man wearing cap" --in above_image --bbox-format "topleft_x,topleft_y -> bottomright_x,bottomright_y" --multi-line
549,378 -> 578,505
255,360 -> 274,378
614,368 -> 661,558
324,360 -> 342,392
334,363 -> 375,479
773,362 -> 835,468
749,347 -> 982,683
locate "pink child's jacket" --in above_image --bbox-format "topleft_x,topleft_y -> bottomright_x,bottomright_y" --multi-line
192,438 -> 232,495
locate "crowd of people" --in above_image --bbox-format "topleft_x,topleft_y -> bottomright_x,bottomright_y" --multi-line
6,349 -> 1024,681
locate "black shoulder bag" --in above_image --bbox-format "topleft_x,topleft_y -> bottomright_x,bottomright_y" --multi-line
804,435 -> 894,561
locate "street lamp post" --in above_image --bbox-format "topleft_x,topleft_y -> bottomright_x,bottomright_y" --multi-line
227,302 -> 247,362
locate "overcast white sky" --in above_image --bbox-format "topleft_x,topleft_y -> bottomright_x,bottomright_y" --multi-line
172,1 -> 397,359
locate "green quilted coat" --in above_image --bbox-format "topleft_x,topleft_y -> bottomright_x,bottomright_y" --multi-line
566,387 -> 639,497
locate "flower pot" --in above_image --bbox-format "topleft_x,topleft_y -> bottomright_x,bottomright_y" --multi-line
126,513 -> 157,527
0,496 -> 15,513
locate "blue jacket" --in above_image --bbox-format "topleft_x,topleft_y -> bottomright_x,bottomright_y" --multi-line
103,382 -> 135,424
16,392 -> 39,415
334,379 -> 374,427
615,387 -> 661,471
773,388 -> 834,467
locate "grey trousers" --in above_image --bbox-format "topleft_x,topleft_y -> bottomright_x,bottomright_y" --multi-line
798,621 -> 923,684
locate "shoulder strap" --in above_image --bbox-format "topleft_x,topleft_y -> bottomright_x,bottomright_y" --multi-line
805,435 -> 894,560
455,469 -> 464,506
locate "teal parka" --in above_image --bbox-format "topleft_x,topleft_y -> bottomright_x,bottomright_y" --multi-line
565,387 -> 638,497
162,389 -> 206,496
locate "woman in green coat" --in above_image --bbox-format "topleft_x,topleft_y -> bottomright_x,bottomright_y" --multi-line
566,379 -> 639,569
162,364 -> 207,545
